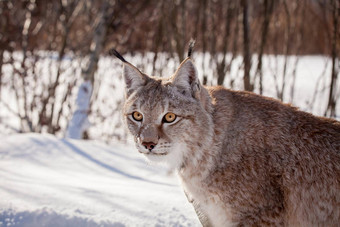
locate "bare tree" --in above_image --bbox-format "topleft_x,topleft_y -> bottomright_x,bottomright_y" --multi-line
255,0 -> 274,94
151,2 -> 165,76
278,0 -> 293,101
241,0 -> 253,91
214,0 -> 233,86
201,0 -> 209,85
45,0 -> 84,134
167,0 -> 187,63
66,0 -> 112,139
289,0 -> 306,103
67,0 -> 150,139
325,0 -> 339,117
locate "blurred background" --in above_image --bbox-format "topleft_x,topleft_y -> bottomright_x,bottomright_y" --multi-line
0,0 -> 339,142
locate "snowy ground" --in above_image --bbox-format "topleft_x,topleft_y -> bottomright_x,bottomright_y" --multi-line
0,133 -> 200,227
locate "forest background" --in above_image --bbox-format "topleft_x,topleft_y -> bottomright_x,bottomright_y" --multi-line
0,0 -> 339,141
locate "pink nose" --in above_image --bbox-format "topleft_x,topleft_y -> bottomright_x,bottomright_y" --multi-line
142,142 -> 157,151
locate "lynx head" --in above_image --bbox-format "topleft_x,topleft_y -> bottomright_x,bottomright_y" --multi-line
113,50 -> 213,169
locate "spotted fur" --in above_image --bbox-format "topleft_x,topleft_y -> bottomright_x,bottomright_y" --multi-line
120,55 -> 340,227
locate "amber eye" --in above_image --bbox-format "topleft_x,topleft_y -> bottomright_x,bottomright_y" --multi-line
132,111 -> 143,121
163,112 -> 177,123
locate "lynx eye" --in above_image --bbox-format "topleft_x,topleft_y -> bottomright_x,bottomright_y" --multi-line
132,111 -> 143,121
163,112 -> 177,123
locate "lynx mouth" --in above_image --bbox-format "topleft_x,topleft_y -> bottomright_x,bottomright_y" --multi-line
138,150 -> 168,156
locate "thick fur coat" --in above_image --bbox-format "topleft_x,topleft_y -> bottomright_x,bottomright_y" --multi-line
119,55 -> 340,226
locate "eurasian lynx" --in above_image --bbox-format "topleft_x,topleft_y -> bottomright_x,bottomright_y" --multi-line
111,48 -> 340,226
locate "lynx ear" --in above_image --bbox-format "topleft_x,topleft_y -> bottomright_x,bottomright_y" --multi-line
172,58 -> 201,99
123,63 -> 147,96
109,48 -> 147,96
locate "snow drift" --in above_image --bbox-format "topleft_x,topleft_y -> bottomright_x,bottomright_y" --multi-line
0,133 -> 200,226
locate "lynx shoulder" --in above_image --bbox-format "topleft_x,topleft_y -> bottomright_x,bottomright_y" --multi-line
112,49 -> 340,226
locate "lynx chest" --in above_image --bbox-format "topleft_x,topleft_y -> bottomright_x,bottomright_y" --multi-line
180,174 -> 235,227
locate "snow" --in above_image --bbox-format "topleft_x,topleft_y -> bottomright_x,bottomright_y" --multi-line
0,133 -> 200,227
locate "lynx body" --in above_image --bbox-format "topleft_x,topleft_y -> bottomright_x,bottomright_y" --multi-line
118,53 -> 340,226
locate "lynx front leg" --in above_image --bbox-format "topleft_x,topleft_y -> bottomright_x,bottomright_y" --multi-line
184,191 -> 213,227
192,201 -> 214,227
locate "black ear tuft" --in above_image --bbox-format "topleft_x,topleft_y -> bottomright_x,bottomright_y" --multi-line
187,39 -> 196,58
109,48 -> 127,63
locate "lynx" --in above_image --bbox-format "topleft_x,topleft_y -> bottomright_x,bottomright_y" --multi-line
111,47 -> 340,226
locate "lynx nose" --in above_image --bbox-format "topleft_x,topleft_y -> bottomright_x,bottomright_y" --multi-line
142,142 -> 157,151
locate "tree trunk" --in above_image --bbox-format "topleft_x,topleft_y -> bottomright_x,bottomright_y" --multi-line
216,0 -> 232,86
289,0 -> 306,103
66,81 -> 92,139
279,0 -> 292,101
201,0 -> 208,85
325,0 -> 339,117
47,26 -> 68,133
20,0 -> 36,132
66,0 -> 110,139
255,0 -> 274,94
241,0 -> 252,91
